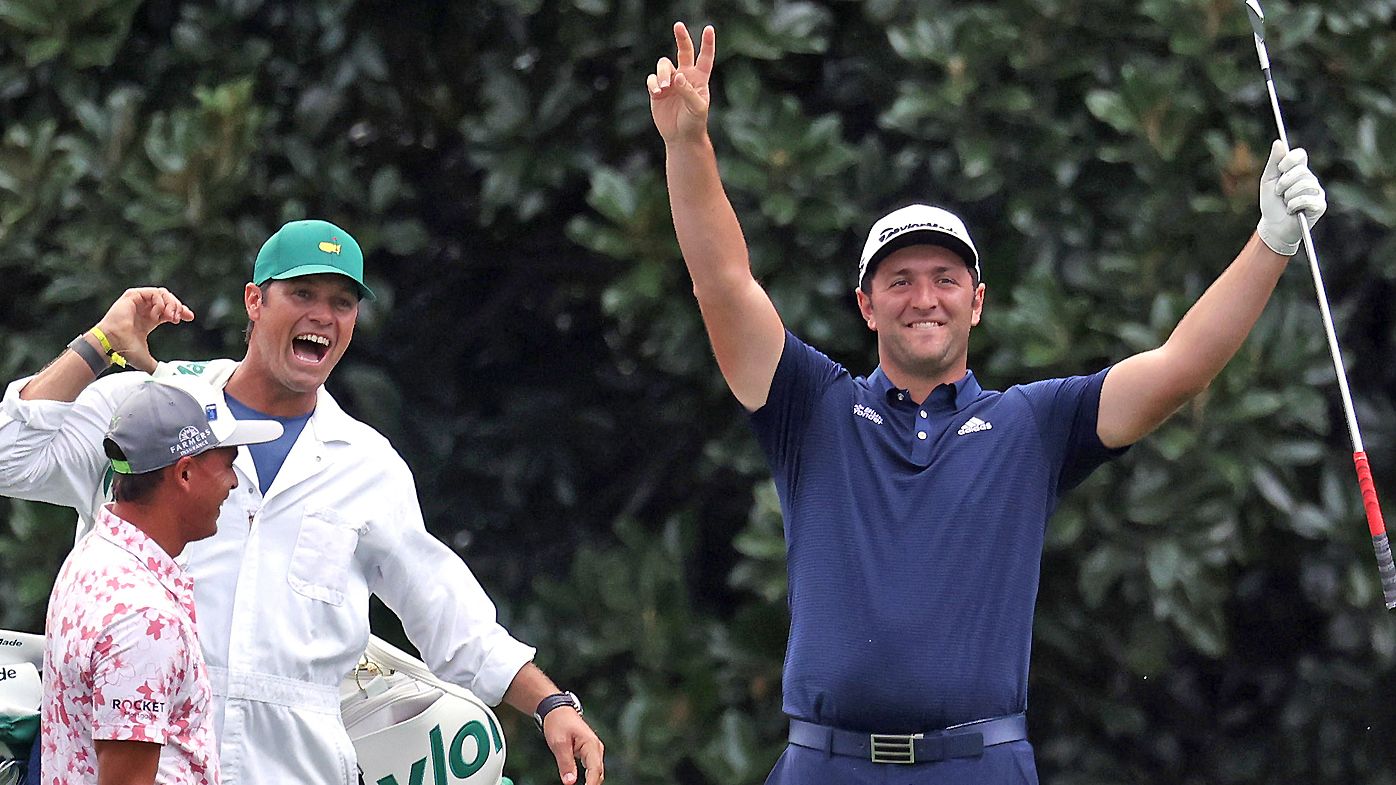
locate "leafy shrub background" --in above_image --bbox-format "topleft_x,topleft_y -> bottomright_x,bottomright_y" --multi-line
2,1 -> 1394,782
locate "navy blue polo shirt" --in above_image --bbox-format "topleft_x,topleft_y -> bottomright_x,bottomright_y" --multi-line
749,331 -> 1124,733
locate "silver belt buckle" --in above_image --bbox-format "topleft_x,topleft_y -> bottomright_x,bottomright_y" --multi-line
869,732 -> 922,764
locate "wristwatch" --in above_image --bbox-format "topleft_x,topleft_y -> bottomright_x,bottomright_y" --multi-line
533,691 -> 583,732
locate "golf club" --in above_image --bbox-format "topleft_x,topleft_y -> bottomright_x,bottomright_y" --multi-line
1245,0 -> 1396,609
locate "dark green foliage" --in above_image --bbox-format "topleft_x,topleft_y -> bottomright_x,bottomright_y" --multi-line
2,1 -> 1395,782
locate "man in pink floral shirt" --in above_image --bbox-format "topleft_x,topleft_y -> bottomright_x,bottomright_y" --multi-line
42,378 -> 280,784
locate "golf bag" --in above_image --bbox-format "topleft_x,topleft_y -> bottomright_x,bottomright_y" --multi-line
341,635 -> 510,785
0,630 -> 42,785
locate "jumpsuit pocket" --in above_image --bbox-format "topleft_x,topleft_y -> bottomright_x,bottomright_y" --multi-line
287,507 -> 364,606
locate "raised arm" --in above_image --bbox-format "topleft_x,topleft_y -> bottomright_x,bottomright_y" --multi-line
1097,141 -> 1327,448
0,287 -> 193,510
648,22 -> 785,411
20,287 -> 193,402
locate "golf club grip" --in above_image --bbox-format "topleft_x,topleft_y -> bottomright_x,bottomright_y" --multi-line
1354,452 -> 1385,537
1372,533 -> 1396,611
1353,452 -> 1396,609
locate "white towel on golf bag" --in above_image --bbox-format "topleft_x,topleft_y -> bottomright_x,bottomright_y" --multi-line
341,636 -> 508,785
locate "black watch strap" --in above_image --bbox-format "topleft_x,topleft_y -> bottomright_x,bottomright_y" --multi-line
533,691 -> 582,732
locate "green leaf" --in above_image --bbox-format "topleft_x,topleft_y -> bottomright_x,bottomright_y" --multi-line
1085,90 -> 1134,133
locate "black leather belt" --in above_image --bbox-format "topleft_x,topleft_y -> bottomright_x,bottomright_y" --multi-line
788,713 -> 1027,764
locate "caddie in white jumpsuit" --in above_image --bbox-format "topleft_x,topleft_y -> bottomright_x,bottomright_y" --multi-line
0,220 -> 605,785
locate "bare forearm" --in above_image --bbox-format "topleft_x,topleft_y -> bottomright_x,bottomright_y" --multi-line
1099,142 -> 1326,448
501,661 -> 561,717
1160,232 -> 1288,389
665,135 -> 755,296
502,662 -> 605,784
20,332 -> 112,402
664,135 -> 786,409
1099,233 -> 1290,447
21,287 -> 192,402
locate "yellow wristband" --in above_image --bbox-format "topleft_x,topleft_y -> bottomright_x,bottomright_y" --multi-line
88,327 -> 128,368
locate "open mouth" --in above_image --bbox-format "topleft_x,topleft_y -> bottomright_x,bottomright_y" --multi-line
907,320 -> 945,330
291,333 -> 331,364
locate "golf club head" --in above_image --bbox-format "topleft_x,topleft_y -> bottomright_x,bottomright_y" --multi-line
1243,0 -> 1270,70
1245,0 -> 1265,38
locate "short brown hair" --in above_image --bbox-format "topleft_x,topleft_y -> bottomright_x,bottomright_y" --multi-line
110,467 -> 169,503
104,437 -> 171,503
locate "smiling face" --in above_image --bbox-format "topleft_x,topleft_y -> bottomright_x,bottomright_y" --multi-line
855,244 -> 984,392
180,446 -> 239,543
241,274 -> 359,406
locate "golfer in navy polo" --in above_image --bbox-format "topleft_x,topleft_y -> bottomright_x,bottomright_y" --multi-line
646,21 -> 1329,784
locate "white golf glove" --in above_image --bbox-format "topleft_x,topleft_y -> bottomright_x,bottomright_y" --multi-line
1256,139 -> 1327,256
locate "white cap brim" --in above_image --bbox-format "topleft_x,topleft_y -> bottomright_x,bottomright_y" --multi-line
218,419 -> 285,449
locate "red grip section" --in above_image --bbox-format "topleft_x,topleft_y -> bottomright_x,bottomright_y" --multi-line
1354,452 -> 1387,537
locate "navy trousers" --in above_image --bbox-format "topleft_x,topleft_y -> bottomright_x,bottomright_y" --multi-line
764,739 -> 1039,785
21,731 -> 40,785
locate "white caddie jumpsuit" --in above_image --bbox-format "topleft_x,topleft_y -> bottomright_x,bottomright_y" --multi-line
0,359 -> 536,785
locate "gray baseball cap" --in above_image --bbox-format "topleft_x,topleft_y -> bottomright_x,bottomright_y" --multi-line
104,378 -> 284,475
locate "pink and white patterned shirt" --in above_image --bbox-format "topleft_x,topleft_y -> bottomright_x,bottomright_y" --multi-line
42,504 -> 218,784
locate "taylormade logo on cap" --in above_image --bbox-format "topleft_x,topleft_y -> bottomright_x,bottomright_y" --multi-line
878,220 -> 957,244
858,204 -> 981,288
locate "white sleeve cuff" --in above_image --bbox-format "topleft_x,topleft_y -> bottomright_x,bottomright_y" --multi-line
469,637 -> 537,707
1,375 -> 73,430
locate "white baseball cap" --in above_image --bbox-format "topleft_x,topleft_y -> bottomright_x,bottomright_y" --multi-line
857,204 -> 980,288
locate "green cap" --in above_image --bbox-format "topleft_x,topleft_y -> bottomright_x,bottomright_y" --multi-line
253,219 -> 376,300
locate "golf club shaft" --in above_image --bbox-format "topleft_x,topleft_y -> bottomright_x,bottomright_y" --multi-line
1252,20 -> 1396,608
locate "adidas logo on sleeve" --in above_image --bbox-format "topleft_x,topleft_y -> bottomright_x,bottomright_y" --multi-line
957,416 -> 993,436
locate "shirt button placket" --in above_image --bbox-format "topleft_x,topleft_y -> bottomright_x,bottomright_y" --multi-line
912,409 -> 933,464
